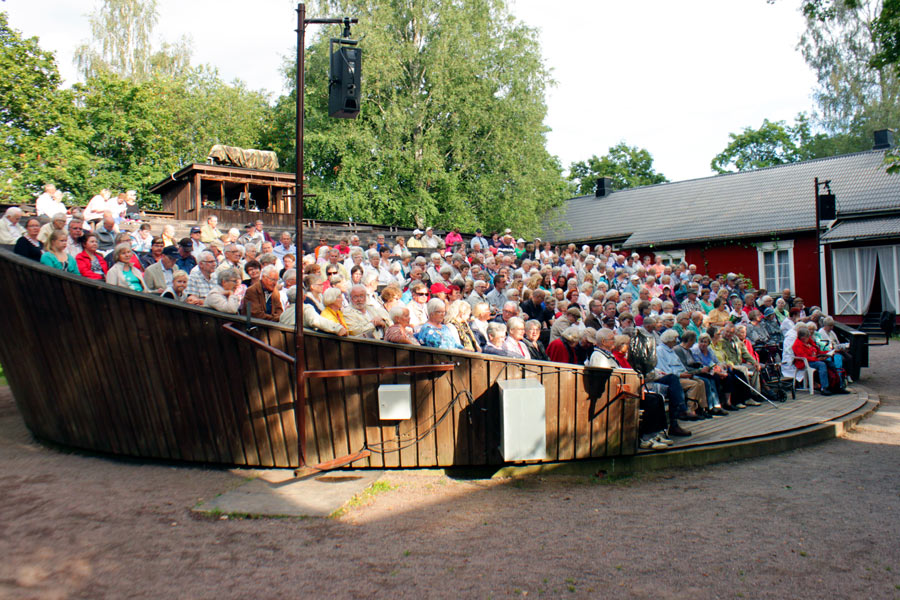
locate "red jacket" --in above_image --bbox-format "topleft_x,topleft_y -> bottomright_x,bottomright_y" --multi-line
76,251 -> 109,280
547,338 -> 579,365
792,337 -> 822,369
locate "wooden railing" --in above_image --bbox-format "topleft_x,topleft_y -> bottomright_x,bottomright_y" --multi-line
0,248 -> 640,468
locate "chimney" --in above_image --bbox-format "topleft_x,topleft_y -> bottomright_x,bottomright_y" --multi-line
873,129 -> 894,150
595,177 -> 614,198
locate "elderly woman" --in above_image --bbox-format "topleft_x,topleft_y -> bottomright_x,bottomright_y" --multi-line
40,230 -> 78,274
416,298 -> 463,349
14,217 -> 43,261
469,301 -> 491,348
446,300 -> 479,352
105,243 -> 147,291
384,305 -> 420,345
482,322 -> 517,357
546,325 -> 582,364
523,319 -> 549,361
205,268 -> 243,314
76,232 -> 109,280
162,270 -> 189,301
321,287 -> 349,330
502,316 -> 530,359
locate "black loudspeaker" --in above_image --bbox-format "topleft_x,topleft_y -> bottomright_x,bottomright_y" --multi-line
818,193 -> 836,221
329,46 -> 361,119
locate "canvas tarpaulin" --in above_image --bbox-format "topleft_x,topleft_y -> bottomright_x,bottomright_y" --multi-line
207,145 -> 279,171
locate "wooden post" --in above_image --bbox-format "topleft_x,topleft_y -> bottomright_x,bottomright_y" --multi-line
220,182 -> 225,210
193,173 -> 201,220
295,2 -> 308,467
244,183 -> 250,211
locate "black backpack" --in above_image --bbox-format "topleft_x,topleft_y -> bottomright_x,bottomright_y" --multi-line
629,328 -> 657,376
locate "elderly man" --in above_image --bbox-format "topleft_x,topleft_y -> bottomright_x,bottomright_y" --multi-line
0,207 -> 25,244
274,231 -> 296,260
470,228 -> 489,250
175,237 -> 197,273
343,284 -> 389,338
37,212 -> 68,246
84,189 -> 111,224
321,248 -> 350,281
241,264 -> 283,321
200,215 -> 222,244
422,226 -> 442,249
720,322 -> 761,398
238,222 -> 263,247
818,316 -> 854,380
384,305 -> 420,345
144,245 -> 179,294
549,306 -> 582,344
485,273 -> 509,314
214,243 -> 245,284
467,279 -> 489,309
407,228 -> 426,249
492,301 -> 520,326
35,183 -> 62,217
188,226 -> 205,258
185,251 -> 218,305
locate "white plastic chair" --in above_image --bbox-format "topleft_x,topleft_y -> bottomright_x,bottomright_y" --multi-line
781,350 -> 814,396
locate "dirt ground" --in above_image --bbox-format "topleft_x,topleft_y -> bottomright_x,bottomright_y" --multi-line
1,345 -> 898,599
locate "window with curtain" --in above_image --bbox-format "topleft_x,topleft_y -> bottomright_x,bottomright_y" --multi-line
831,247 -> 879,315
757,242 -> 794,293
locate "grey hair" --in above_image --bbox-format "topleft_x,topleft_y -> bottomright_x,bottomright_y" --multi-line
285,285 -> 298,305
4,207 -> 22,218
595,328 -> 615,344
362,272 -> 379,287
524,319 -> 541,332
823,316 -> 835,327
322,287 -> 343,305
389,305 -> 410,321
113,242 -> 133,262
258,252 -> 277,266
506,316 -> 524,330
486,321 -> 507,339
560,326 -> 583,343
698,332 -> 712,344
426,297 -> 446,317
260,264 -> 279,279
282,268 -> 297,284
224,243 -> 240,254
660,329 -> 680,343
218,268 -> 241,284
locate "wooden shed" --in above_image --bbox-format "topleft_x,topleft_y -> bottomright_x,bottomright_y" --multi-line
149,163 -> 297,227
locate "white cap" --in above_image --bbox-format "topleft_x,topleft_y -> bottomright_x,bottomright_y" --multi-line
516,238 -> 525,243
425,226 -> 433,231
504,228 -> 512,234
413,228 -> 423,235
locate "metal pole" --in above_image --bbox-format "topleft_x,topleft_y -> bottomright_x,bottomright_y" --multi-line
814,177 -> 821,313
295,2 -> 307,466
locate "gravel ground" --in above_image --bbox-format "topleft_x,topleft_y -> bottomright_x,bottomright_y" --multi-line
1,344 -> 898,599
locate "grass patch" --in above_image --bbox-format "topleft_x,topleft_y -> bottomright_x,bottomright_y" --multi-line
330,479 -> 398,519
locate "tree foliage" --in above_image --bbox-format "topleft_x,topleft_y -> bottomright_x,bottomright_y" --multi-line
799,0 -> 900,148
74,0 -> 192,81
567,143 -> 667,195
266,0 -> 568,235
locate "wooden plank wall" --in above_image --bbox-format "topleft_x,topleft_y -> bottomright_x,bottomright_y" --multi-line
0,249 -> 640,469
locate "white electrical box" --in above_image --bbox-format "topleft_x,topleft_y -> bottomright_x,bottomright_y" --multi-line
497,379 -> 547,462
378,384 -> 412,421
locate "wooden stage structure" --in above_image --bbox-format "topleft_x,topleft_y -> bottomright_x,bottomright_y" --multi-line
0,249 -> 642,469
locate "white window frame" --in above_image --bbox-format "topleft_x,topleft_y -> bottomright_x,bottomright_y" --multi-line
653,249 -> 685,267
756,240 -> 795,293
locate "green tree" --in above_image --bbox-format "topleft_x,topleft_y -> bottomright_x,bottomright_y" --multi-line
799,0 -> 900,148
74,0 -> 192,81
0,12 -> 95,202
266,0 -> 568,235
567,143 -> 667,194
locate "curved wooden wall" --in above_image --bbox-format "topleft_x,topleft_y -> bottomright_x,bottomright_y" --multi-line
0,249 -> 640,468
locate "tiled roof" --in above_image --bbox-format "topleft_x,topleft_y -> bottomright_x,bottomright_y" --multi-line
544,150 -> 900,248
821,215 -> 900,243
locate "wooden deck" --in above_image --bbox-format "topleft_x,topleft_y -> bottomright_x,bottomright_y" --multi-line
647,392 -> 867,453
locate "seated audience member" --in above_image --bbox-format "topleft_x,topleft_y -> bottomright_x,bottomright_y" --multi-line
94,212 -> 118,253
818,317 -> 854,379
344,284 -> 388,338
482,322 -> 517,357
706,297 -> 731,328
37,212 -> 67,247
611,334 -> 632,368
406,281 -> 430,328
176,238 -> 197,273
40,230 -> 78,274
243,259 -> 262,287
656,329 -> 707,419
205,268 -> 243,314
416,298 -> 463,349
446,300 -> 480,352
792,326 -> 835,395
162,270 -> 189,301
0,207 -> 25,244
736,324 -> 760,363
14,217 -> 44,261
76,232 -> 109,280
502,317 -> 530,359
105,243 -> 147,292
320,287 -> 349,330
576,327 -> 597,364
242,264 -> 283,322
675,330 -> 728,416
384,305 -> 420,345
587,328 -> 618,367
719,322 -> 761,395
131,223 -> 154,253
185,251 -> 218,305
294,284 -> 347,335
523,319 -> 549,361
469,301 -> 491,348
140,237 -> 165,268
546,325 -> 582,364
200,216 -> 222,244
549,307 -> 582,344
143,245 -> 178,294
521,288 -> 554,328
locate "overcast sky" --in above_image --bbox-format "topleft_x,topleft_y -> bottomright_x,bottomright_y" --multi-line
5,0 -> 818,183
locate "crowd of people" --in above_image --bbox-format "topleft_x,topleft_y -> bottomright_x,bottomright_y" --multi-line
1,184 -> 856,451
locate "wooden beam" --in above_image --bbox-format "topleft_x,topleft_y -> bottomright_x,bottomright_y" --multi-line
193,172 -> 201,221
197,174 -> 295,187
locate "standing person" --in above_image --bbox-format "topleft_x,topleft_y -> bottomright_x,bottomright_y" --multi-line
83,189 -> 111,225
39,230 -> 78,274
13,217 -> 43,261
35,184 -> 61,217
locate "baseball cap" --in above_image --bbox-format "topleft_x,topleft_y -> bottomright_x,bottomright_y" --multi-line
504,228 -> 512,234
763,307 -> 776,316
161,245 -> 179,258
190,226 -> 201,234
178,237 -> 192,248
413,228 -> 423,235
